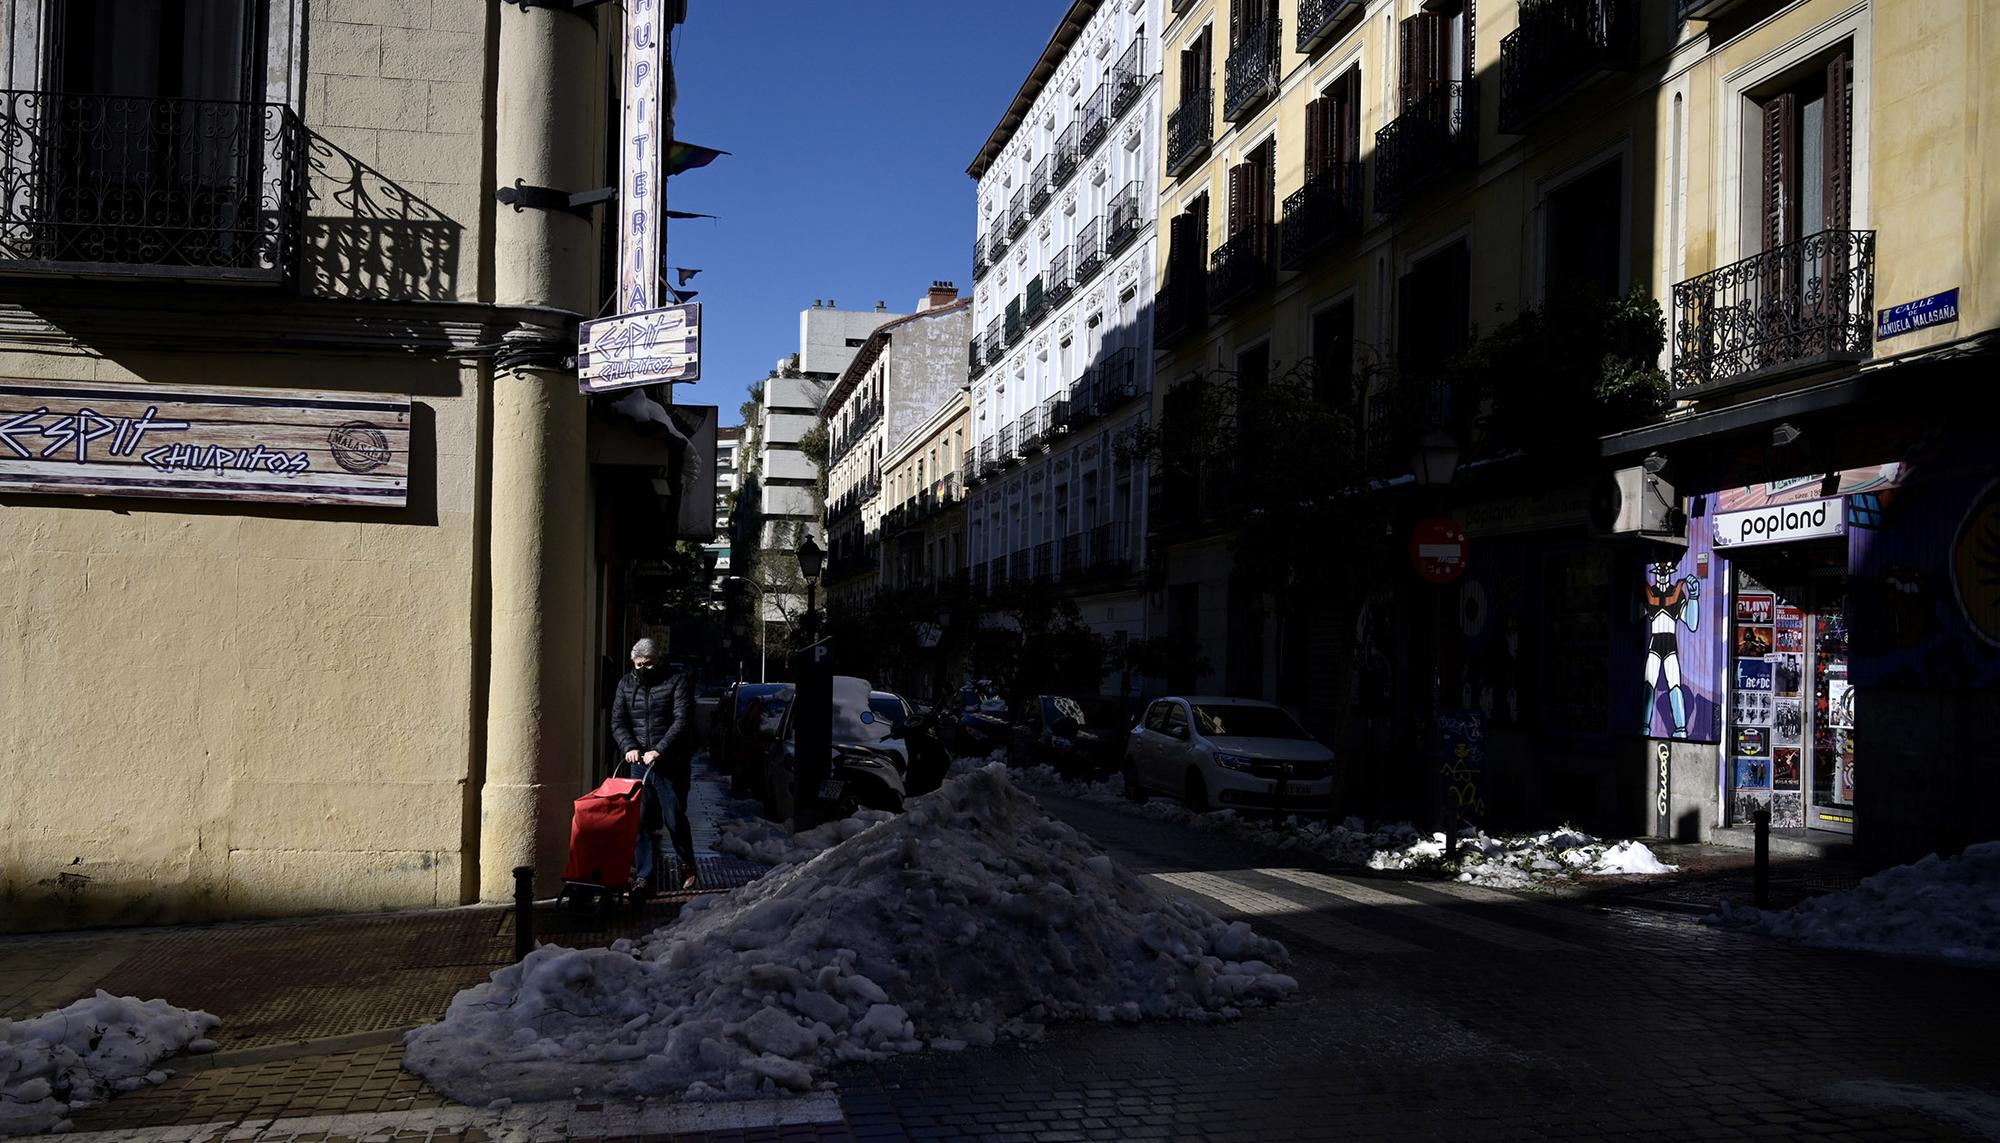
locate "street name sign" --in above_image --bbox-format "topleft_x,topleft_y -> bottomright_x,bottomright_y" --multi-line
0,379 -> 409,506
1876,288 -> 1959,341
579,302 -> 702,394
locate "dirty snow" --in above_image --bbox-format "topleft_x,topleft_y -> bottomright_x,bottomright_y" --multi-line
403,763 -> 1296,1105
1708,840 -> 2000,963
990,756 -> 1677,888
0,991 -> 219,1136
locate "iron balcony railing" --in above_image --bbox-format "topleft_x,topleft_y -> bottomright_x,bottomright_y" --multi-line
1020,403 -> 1047,451
985,316 -> 1005,363
1062,533 -> 1086,577
1096,346 -> 1145,409
999,421 -> 1018,461
1075,216 -> 1105,282
1155,265 -> 1207,347
988,556 -> 1007,591
1079,83 -> 1110,154
1209,223 -> 1275,312
1297,0 -> 1361,54
1069,366 -> 1102,427
1004,296 -> 1026,344
1008,187 -> 1029,238
1030,155 -> 1051,213
1052,122 -> 1080,188
1280,160 -> 1364,270
1112,40 -> 1146,117
988,228 -> 1009,262
1374,81 -> 1477,213
0,91 -> 307,282
1034,541 -> 1057,582
973,234 -> 989,280
1223,15 -> 1282,122
1046,393 -> 1070,433
1670,229 -> 1875,395
1025,274 -> 1048,326
1009,550 -> 1030,582
1166,90 -> 1213,177
978,439 -> 998,477
1499,0 -> 1640,134
1090,521 -> 1133,573
1106,181 -> 1144,255
1046,246 -> 1074,306
968,335 -> 986,380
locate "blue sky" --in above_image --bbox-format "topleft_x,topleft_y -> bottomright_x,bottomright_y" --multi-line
665,0 -> 1071,422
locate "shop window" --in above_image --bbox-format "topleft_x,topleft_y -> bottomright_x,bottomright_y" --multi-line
1544,158 -> 1624,300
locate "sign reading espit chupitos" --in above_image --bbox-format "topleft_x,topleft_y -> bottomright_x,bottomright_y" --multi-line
579,302 -> 701,394
0,379 -> 409,507
618,0 -> 668,315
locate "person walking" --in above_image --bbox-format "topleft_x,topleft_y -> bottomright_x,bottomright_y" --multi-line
611,638 -> 699,892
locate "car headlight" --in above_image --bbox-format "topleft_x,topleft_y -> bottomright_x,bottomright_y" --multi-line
834,745 -> 897,770
1213,752 -> 1256,772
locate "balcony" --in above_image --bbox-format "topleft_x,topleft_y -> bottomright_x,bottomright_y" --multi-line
1112,40 -> 1147,118
1020,404 -> 1047,452
1105,181 -> 1144,255
1046,393 -> 1070,434
1009,550 -> 1030,582
985,316 -> 1005,364
1025,274 -> 1048,326
1279,161 -> 1364,270
1374,81 -> 1477,213
0,91 -> 307,283
1223,15 -> 1282,122
977,439 -> 998,478
1053,122 -> 1080,188
968,335 -> 986,380
1166,91 -> 1213,177
1089,521 -> 1133,575
1670,229 -> 1876,397
1034,541 -> 1058,582
999,422 -> 1018,463
1046,247 -> 1074,306
1004,296 -> 1026,345
1155,270 -> 1207,348
1499,0 -> 1640,134
1096,346 -> 1146,409
973,234 -> 989,280
1297,0 -> 1361,54
988,556 -> 1007,592
1075,217 -> 1105,283
1030,156 -> 1051,214
1062,534 -> 1085,578
988,228 -> 1009,262
1068,366 -> 1102,428
1008,187 -> 1029,238
1079,83 -> 1110,154
1208,224 -> 1274,312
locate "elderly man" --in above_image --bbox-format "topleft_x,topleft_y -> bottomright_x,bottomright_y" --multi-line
611,637 -> 699,892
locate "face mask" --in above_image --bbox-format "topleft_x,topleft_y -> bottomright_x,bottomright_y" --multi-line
635,664 -> 657,681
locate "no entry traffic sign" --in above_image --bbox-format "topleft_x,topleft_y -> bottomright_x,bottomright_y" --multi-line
1410,517 -> 1469,583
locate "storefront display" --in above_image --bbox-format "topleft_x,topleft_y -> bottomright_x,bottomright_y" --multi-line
1726,568 -> 1853,833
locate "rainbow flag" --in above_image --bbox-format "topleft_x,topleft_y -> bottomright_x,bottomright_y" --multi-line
665,141 -> 728,176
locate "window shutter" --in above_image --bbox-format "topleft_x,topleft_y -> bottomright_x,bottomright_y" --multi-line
1259,142 -> 1277,252
1200,26 -> 1212,85
1825,49 -> 1852,232
1400,18 -> 1417,109
1227,162 -> 1247,237
1761,92 -> 1798,251
1305,97 -> 1328,181
1230,0 -> 1243,47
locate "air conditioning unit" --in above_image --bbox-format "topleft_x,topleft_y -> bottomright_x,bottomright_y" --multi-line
1590,465 -> 1686,541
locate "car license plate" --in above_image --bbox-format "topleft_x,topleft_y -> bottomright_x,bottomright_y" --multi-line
818,779 -> 846,801
1283,783 -> 1315,795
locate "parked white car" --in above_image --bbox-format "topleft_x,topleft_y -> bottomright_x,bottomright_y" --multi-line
1123,695 -> 1334,812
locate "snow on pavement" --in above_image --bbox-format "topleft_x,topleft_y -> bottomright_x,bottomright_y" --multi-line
0,991 -> 219,1136
980,756 -> 1677,889
403,763 -> 1297,1106
1708,840 -> 2000,963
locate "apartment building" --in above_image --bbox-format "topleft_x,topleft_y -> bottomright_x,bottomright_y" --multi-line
965,0 -> 1165,672
1148,0 -> 1996,862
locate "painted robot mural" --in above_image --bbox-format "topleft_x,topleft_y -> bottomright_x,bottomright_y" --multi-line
1643,514 -> 1723,741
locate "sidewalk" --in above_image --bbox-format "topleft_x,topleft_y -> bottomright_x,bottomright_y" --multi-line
0,764 -> 849,1143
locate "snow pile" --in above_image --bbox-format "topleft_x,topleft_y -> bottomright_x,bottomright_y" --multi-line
713,811 -> 896,867
0,991 -> 220,1136
998,759 -> 1676,888
404,763 -> 1296,1105
1708,841 -> 2000,962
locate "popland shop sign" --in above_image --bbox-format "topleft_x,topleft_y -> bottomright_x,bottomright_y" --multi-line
0,379 -> 409,507
1712,496 -> 1845,548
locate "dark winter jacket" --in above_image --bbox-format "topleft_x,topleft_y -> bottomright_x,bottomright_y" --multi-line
612,669 -> 695,784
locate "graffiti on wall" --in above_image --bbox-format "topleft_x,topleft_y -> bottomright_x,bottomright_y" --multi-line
1643,514 -> 1723,741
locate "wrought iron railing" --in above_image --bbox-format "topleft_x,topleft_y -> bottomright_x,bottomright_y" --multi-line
973,234 -> 989,280
1025,274 -> 1048,326
1090,521 -> 1132,573
1499,0 -> 1640,133
1021,403 -> 1047,451
1030,156 -> 1051,213
1279,160 -> 1364,270
1009,550 -> 1030,581
0,91 -> 307,282
1209,223 -> 1274,311
1106,181 -> 1144,255
985,316 -> 1005,364
1079,83 -> 1110,153
1062,533 -> 1086,577
978,439 -> 998,477
1005,296 -> 1026,344
1297,0 -> 1361,53
1224,15 -> 1282,121
1075,216 -> 1104,282
1070,366 -> 1102,427
988,557 -> 1007,590
1034,541 -> 1057,581
1374,81 -> 1477,212
1166,90 -> 1213,176
1008,187 -> 1029,238
1047,246 -> 1074,305
1670,229 -> 1875,394
968,335 -> 986,379
999,422 -> 1017,461
988,228 -> 1009,262
1096,346 -> 1146,408
1155,266 -> 1207,347
1052,122 -> 1080,188
1112,40 -> 1146,117
1678,0 -> 1741,22
1047,393 -> 1071,433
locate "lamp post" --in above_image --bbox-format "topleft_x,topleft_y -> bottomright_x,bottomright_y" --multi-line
797,535 -> 825,643
724,575 -> 768,682
1411,423 -> 1461,856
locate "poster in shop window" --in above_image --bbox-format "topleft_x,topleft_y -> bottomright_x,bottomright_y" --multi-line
1772,747 -> 1802,791
1732,790 -> 1773,823
1771,791 -> 1805,827
1735,594 -> 1774,624
1774,605 -> 1806,653
1771,699 -> 1804,748
1731,689 -> 1772,728
1733,756 -> 1773,790
1735,659 -> 1774,694
1772,655 -> 1804,697
1735,726 -> 1769,757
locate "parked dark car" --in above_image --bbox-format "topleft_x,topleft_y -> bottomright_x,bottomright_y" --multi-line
1008,694 -> 1121,779
712,682 -> 790,806
766,676 -> 912,824
951,683 -> 1012,755
871,690 -> 952,797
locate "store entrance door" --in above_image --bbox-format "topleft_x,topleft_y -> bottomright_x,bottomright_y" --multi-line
1728,562 -> 1853,833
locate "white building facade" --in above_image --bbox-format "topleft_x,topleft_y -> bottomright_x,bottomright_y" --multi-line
965,0 -> 1162,681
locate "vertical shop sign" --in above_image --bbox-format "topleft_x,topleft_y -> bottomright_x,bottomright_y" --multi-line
619,0 -> 667,314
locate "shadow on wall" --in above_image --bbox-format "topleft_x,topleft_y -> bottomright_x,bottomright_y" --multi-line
303,133 -> 462,303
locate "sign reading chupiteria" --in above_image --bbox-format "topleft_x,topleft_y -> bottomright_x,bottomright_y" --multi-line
618,0 -> 668,314
579,302 -> 701,393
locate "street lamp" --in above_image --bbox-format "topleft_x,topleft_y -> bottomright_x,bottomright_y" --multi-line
797,535 -> 825,642
1411,424 -> 1461,487
1409,423 -> 1462,855
724,575 -> 769,683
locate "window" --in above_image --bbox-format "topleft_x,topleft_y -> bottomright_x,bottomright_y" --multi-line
845,337 -> 867,347
1758,47 -> 1853,252
1145,701 -> 1173,733
1400,0 -> 1472,109
1397,239 -> 1471,417
1224,140 -> 1275,256
1180,25 -> 1213,100
1311,299 -> 1356,407
1304,67 -> 1362,192
1545,158 -> 1624,299
1163,703 -> 1190,737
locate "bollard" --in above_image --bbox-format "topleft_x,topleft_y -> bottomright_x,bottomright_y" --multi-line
1271,763 -> 1289,828
1752,809 -> 1770,908
513,865 -> 535,961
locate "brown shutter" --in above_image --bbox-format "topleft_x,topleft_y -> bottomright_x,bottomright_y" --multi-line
1825,49 -> 1852,232
1180,43 -> 1199,101
1761,92 -> 1798,251
1227,162 -> 1247,237
1200,27 -> 1212,85
1305,97 -> 1328,181
1400,17 -> 1417,109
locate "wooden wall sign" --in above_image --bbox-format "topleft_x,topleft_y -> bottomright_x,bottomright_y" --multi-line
0,379 -> 410,507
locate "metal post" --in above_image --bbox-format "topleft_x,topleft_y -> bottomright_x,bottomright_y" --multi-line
1752,808 -> 1771,907
1271,762 -> 1290,827
513,865 -> 535,960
